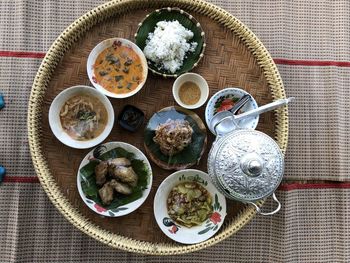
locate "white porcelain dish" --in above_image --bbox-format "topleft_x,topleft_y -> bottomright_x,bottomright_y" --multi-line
48,85 -> 114,149
77,141 -> 153,217
153,169 -> 226,244
172,73 -> 209,109
87,37 -> 148,99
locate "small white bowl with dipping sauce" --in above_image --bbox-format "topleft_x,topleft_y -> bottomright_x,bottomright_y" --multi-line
49,85 -> 114,149
87,38 -> 148,99
172,73 -> 209,109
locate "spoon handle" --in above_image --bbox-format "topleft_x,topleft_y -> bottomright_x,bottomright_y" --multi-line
235,97 -> 295,121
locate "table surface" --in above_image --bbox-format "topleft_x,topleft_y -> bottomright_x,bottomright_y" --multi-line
1,0 -> 350,262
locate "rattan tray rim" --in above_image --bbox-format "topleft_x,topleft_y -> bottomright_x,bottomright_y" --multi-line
27,0 -> 288,255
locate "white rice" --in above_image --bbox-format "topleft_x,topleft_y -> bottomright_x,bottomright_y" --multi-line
143,20 -> 198,74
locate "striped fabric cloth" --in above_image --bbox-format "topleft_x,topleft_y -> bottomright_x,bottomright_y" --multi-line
0,0 -> 350,262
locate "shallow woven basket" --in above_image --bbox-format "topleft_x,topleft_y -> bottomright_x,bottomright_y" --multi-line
27,0 -> 288,255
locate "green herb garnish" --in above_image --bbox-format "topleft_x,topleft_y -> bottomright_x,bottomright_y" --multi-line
106,54 -> 120,66
124,58 -> 133,66
126,82 -> 132,90
115,75 -> 124,82
99,70 -> 108,76
77,110 -> 96,121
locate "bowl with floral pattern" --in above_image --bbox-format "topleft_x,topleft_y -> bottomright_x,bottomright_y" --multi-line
77,142 -> 153,217
205,88 -> 259,135
154,169 -> 226,244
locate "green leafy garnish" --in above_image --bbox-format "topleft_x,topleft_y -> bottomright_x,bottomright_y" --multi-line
106,54 -> 120,66
99,70 -> 108,76
115,75 -> 124,82
77,110 -> 96,121
126,82 -> 132,90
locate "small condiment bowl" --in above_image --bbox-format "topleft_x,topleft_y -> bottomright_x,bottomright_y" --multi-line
48,85 -> 114,149
205,88 -> 259,135
172,73 -> 209,109
87,37 -> 148,99
117,104 -> 145,132
153,169 -> 226,244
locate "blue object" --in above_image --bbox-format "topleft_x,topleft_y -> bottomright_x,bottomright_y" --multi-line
0,166 -> 5,183
0,94 -> 4,110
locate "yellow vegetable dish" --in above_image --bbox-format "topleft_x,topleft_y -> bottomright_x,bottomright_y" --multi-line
167,182 -> 213,228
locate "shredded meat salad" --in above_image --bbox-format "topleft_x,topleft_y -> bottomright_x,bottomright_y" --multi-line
153,119 -> 193,156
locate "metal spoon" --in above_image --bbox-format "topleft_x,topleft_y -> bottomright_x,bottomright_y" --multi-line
229,94 -> 251,114
211,97 -> 295,136
208,94 -> 251,134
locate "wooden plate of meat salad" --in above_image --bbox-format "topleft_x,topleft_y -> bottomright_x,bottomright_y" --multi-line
77,142 -> 153,217
87,38 -> 148,98
144,106 -> 207,170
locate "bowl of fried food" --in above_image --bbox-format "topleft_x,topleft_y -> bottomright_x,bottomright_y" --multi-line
77,142 -> 152,217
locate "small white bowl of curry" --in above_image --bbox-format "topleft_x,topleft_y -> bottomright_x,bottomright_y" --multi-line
87,38 -> 148,99
49,85 -> 114,149
172,73 -> 209,109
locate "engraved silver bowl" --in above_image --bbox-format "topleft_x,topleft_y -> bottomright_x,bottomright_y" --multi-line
208,129 -> 284,215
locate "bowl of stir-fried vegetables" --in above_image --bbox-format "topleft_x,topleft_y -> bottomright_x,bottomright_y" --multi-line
154,169 -> 226,244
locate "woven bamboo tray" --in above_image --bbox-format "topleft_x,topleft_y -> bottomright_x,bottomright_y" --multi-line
27,0 -> 288,255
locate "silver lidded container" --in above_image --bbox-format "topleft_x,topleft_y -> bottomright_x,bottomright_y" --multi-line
208,129 -> 284,215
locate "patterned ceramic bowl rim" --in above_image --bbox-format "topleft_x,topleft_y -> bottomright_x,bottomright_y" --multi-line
153,169 -> 227,244
205,87 -> 259,135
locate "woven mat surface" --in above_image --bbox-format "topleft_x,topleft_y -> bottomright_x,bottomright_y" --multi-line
0,0 -> 350,262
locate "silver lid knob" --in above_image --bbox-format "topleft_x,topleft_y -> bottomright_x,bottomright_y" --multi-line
248,160 -> 263,175
240,153 -> 264,177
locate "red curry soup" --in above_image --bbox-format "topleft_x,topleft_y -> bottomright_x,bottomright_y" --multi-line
93,41 -> 144,95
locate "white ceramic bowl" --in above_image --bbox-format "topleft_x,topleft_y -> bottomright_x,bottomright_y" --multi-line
154,169 -> 226,244
48,85 -> 114,149
77,142 -> 153,217
172,73 -> 209,109
205,88 -> 259,135
87,38 -> 148,99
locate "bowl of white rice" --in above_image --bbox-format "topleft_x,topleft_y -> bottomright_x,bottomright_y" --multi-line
135,7 -> 206,78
